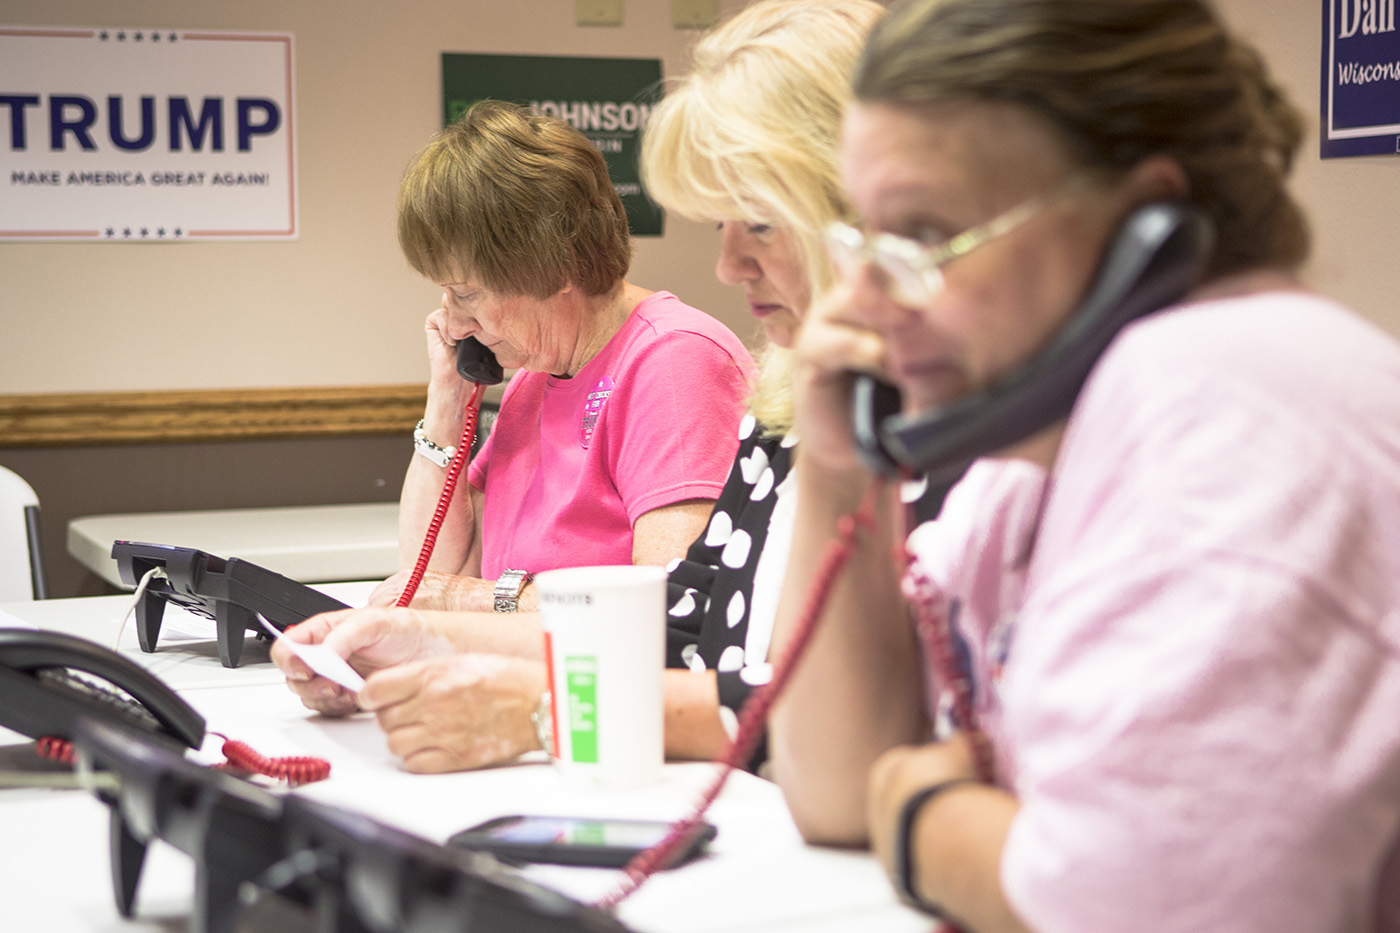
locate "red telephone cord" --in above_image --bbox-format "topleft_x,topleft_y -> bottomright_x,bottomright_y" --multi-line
36,731 -> 331,786
211,732 -> 331,784
595,482 -> 883,909
28,390 -> 495,786
596,476 -> 998,916
396,382 -> 488,608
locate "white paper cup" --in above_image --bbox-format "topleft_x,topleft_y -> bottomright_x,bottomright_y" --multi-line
536,565 -> 666,790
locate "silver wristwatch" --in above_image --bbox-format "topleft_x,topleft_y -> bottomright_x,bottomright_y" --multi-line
412,419 -> 457,468
493,569 -> 532,613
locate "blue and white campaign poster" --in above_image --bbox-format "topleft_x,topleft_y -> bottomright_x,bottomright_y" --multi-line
0,26 -> 297,240
1321,0 -> 1400,158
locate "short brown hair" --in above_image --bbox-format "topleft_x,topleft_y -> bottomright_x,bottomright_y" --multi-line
857,0 -> 1310,278
397,99 -> 632,298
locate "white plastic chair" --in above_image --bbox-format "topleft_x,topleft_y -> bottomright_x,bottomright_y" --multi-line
0,465 -> 48,601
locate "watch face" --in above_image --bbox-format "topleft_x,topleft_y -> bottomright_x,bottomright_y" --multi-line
495,570 -> 528,596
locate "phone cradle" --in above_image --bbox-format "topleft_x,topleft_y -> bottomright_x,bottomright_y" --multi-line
113,542 -> 349,669
132,578 -> 273,671
74,719 -> 635,933
76,719 -> 288,933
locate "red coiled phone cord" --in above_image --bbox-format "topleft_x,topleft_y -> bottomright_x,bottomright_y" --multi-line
595,482 -> 883,910
36,731 -> 331,785
396,382 -> 488,608
35,735 -> 77,765
211,732 -> 331,784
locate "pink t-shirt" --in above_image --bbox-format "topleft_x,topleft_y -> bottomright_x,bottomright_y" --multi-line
907,284 -> 1400,931
468,291 -> 756,580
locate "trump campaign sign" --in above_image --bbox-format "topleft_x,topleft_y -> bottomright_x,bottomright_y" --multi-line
1,26 -> 297,240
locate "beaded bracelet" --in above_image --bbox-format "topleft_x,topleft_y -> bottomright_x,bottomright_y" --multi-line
892,777 -> 980,916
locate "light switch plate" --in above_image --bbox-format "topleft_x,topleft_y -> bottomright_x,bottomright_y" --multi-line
577,0 -> 624,27
673,0 -> 720,28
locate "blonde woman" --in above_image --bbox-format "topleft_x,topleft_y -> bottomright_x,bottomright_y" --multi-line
641,0 -> 886,760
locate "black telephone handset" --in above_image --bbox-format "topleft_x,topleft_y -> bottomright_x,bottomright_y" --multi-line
456,336 -> 504,386
0,628 -> 206,752
852,201 -> 1214,482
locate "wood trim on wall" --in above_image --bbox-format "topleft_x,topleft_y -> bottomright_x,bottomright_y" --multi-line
0,385 -> 429,447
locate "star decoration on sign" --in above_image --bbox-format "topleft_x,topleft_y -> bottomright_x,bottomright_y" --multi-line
101,29 -> 178,43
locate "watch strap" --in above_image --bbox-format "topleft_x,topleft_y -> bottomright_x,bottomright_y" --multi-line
493,569 -> 533,613
892,777 -> 978,916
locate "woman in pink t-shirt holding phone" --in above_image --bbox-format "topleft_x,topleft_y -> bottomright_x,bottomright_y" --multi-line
269,2 -> 886,775
382,99 -> 756,616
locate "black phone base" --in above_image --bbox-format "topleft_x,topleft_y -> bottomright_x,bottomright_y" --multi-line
76,719 -> 634,933
113,542 -> 350,669
103,761 -> 293,933
134,588 -> 265,670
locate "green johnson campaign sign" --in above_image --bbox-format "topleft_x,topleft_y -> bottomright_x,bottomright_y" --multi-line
441,53 -> 664,236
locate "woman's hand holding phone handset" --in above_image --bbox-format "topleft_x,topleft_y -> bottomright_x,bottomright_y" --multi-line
422,306 -> 472,438
793,279 -> 890,479
425,306 -> 466,386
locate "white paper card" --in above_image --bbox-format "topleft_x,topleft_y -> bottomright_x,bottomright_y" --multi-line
257,615 -> 365,693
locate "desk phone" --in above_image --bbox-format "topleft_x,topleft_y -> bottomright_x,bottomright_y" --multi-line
73,719 -> 635,933
111,541 -> 349,668
0,628 -> 205,754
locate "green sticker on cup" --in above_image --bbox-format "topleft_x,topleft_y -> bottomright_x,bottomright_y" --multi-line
565,655 -> 599,763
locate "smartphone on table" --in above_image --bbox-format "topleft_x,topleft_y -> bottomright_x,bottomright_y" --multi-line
448,814 -> 717,869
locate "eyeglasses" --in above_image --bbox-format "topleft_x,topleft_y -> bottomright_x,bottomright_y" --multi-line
825,178 -> 1079,307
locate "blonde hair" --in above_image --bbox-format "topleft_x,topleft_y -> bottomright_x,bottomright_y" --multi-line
398,99 -> 631,298
857,0 -> 1310,278
641,0 -> 885,434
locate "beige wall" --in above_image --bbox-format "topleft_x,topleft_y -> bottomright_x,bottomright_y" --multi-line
1218,0 -> 1400,334
0,0 -> 754,395
2,0 -> 1397,397
4,0 -> 1397,598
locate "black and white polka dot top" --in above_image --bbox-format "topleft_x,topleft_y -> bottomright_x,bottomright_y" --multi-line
665,412 -> 795,764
